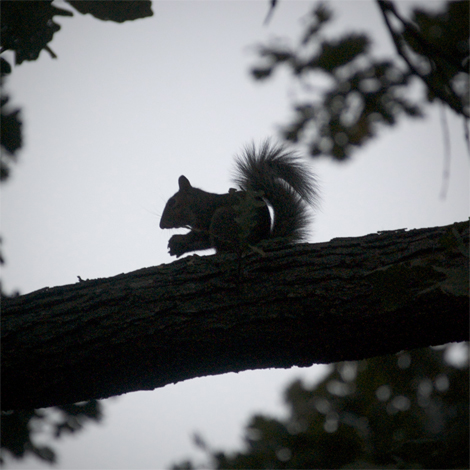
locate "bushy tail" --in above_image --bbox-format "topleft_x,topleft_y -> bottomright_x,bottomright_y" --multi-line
233,141 -> 318,241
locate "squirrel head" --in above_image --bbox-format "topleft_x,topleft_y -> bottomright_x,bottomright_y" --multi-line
160,176 -> 198,229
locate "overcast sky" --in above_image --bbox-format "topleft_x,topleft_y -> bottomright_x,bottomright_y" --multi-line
1,0 -> 468,468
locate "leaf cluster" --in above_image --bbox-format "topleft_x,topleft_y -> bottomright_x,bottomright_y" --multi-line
0,0 -> 153,182
172,345 -> 469,469
1,1 -> 73,65
0,400 -> 102,465
251,1 -> 469,160
0,1 -> 153,66
378,0 -> 469,117
0,93 -> 21,181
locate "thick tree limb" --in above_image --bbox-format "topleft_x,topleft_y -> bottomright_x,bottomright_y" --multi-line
2,221 -> 468,410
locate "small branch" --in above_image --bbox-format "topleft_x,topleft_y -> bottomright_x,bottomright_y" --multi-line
439,103 -> 451,200
264,0 -> 278,26
44,45 -> 57,59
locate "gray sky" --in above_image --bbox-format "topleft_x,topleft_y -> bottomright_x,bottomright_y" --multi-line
2,0 -> 468,468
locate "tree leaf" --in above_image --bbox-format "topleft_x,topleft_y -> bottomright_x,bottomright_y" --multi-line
66,1 -> 153,23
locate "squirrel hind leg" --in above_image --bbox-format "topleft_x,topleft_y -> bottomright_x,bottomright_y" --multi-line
210,206 -> 240,253
210,203 -> 271,254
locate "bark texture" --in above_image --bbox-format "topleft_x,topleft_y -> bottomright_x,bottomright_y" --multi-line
2,221 -> 468,410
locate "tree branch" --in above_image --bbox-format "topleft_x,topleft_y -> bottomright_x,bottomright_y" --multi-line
2,221 -> 468,410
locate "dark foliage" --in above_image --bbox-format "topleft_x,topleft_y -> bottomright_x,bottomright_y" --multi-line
0,1 -> 72,65
0,95 -> 21,181
171,345 -> 469,469
67,1 -> 153,23
0,0 -> 153,182
378,0 -> 469,117
0,1 -> 153,65
1,53 -> 21,181
0,400 -> 102,465
251,1 -> 469,160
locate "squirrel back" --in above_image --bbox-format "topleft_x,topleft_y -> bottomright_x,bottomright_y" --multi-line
160,141 -> 318,257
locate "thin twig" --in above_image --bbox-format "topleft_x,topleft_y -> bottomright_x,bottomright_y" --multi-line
439,103 -> 451,200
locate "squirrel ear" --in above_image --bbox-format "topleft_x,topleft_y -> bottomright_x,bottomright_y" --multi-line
178,175 -> 192,191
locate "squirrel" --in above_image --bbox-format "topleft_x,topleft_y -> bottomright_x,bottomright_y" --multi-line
160,141 -> 318,257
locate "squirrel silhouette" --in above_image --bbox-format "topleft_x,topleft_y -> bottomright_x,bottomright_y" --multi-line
160,141 -> 318,257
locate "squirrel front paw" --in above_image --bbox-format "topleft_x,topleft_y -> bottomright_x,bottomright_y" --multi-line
168,234 -> 188,257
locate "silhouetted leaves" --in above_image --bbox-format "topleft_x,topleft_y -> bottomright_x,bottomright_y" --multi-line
0,0 -> 154,183
0,57 -> 11,76
171,345 -> 469,469
0,1 -> 153,68
284,59 -> 421,160
54,401 -> 102,437
316,35 -> 370,73
0,400 -> 103,465
0,96 -> 22,181
0,1 -> 73,65
252,1 -> 469,160
0,1 -> 69,181
378,0 -> 469,118
66,1 -> 153,23
300,2 -> 332,45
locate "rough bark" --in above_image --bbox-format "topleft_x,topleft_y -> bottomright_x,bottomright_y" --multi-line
2,221 -> 468,410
